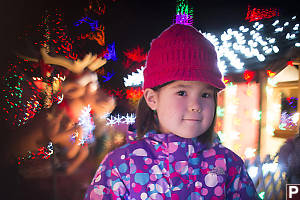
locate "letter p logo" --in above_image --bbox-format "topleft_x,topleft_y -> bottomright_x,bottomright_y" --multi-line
287,184 -> 300,199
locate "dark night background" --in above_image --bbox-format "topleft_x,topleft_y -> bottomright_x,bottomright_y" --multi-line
0,0 -> 299,199
0,0 -> 298,127
1,0 -> 298,69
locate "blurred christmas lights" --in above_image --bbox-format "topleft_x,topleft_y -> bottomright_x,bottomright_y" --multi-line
202,16 -> 299,74
17,142 -> 53,165
106,113 -> 136,126
71,105 -> 95,145
74,17 -> 99,31
245,5 -> 279,22
123,46 -> 147,63
174,0 -> 193,25
123,66 -> 145,87
104,42 -> 117,61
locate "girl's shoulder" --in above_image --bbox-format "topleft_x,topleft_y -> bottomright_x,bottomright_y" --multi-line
211,143 -> 245,166
103,138 -> 151,162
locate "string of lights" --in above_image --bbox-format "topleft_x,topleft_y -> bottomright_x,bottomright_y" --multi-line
202,16 -> 299,74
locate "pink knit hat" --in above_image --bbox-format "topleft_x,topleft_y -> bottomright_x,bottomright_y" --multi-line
143,24 -> 225,90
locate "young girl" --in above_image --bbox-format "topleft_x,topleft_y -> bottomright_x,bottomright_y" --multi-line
84,24 -> 259,199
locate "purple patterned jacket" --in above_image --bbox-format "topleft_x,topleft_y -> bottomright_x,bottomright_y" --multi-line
84,131 -> 259,199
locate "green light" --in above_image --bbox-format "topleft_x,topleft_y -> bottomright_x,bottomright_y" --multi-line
279,123 -> 287,130
258,191 -> 265,199
176,0 -> 193,16
217,106 -> 224,117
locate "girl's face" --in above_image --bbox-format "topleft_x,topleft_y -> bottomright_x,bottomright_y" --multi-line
144,81 -> 216,138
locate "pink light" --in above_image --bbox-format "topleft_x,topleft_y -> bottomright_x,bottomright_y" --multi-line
174,13 -> 193,26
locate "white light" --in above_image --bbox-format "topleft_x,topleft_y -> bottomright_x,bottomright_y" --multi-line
264,48 -> 273,55
250,30 -> 256,35
106,113 -> 136,126
284,22 -> 289,26
295,43 -> 300,47
290,34 -> 296,39
253,32 -> 260,39
266,85 -> 274,95
224,42 -> 232,48
245,147 -> 256,158
253,22 -> 260,28
257,54 -> 265,62
268,38 -> 276,44
257,24 -> 264,30
286,33 -> 296,40
217,60 -> 227,74
123,66 -> 145,87
275,27 -> 283,32
248,40 -> 253,46
242,28 -> 249,32
237,39 -> 246,45
221,32 -> 232,41
241,47 -> 253,58
248,166 -> 258,179
272,46 -> 279,53
233,43 -> 240,50
230,58 -> 244,69
267,77 -> 277,87
266,124 -> 275,136
292,16 -> 296,20
272,20 -> 279,26
203,32 -> 220,46
77,105 -> 96,145
259,40 -> 268,46
251,48 -> 259,56
227,28 -> 233,34
262,163 -> 278,175
232,30 -> 239,36
229,131 -> 240,140
252,110 -> 261,121
292,113 -> 299,124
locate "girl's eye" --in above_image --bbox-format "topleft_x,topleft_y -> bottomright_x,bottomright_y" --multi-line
201,93 -> 211,98
177,91 -> 187,96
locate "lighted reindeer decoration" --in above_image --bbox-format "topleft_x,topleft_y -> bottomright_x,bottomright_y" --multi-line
11,47 -> 116,176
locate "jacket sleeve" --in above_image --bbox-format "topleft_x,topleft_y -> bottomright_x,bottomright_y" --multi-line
226,158 -> 260,199
84,151 -> 129,200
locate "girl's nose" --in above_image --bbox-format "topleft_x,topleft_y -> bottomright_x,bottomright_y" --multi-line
190,100 -> 202,113
191,108 -> 201,113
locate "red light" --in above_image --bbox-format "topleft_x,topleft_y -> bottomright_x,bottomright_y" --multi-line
245,5 -> 279,22
287,61 -> 293,66
126,88 -> 144,99
123,46 -> 147,63
243,70 -> 255,82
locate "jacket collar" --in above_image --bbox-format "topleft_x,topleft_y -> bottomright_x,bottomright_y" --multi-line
143,130 -> 220,154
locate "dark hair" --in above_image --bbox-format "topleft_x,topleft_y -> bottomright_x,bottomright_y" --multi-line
136,81 -> 218,146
